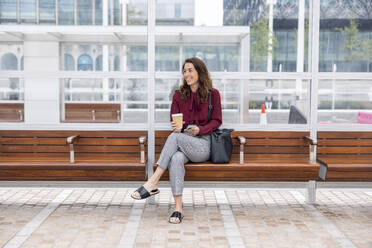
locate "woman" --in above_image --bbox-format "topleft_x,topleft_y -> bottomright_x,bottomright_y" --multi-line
131,57 -> 222,224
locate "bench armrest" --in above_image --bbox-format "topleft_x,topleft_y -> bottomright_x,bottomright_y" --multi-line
237,136 -> 246,164
303,136 -> 317,145
66,135 -> 80,144
139,136 -> 147,164
66,135 -> 80,163
303,136 -> 317,164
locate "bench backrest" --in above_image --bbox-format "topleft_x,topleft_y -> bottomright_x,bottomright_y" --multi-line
0,130 -> 146,162
318,131 -> 372,161
64,103 -> 121,123
155,131 -> 310,162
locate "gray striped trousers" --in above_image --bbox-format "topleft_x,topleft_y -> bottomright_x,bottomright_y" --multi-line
156,132 -> 211,195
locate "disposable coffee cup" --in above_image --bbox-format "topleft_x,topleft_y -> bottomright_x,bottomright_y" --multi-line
172,113 -> 183,128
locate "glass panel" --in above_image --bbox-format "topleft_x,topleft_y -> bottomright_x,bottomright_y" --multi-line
0,0 -> 18,23
0,78 -> 24,101
95,0 -> 102,25
155,78 -> 310,124
39,0 -> 56,24
61,78 -> 147,123
155,78 -> 181,123
78,0 -> 93,25
318,80 -> 372,124
0,43 -> 23,71
122,78 -> 148,123
1,53 -> 18,70
21,0 -> 36,23
244,79 -> 310,124
127,46 -> 148,71
156,46 -> 179,71
250,0 -> 310,72
108,0 -> 121,25
320,0 -> 372,72
155,1 -> 309,73
124,0 -> 147,25
61,43 -> 148,72
183,46 -> 239,72
156,0 -> 194,25
59,0 -> 74,25
0,78 -> 24,122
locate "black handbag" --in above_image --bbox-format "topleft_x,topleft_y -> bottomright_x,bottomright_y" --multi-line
208,91 -> 233,163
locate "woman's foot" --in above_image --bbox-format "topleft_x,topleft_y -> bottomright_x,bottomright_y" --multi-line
169,209 -> 183,224
131,181 -> 159,200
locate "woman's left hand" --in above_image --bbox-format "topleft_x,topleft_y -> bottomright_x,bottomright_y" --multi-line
185,126 -> 200,136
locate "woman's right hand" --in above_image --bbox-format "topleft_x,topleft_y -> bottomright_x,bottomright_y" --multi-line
171,121 -> 183,133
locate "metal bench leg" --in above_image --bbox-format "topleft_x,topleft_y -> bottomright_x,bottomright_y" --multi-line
69,144 -> 75,163
306,180 -> 317,204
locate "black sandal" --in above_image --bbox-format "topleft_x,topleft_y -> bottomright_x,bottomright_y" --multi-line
169,211 -> 183,224
131,186 -> 159,200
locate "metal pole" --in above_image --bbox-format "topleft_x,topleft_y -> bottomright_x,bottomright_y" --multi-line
310,0 -> 320,159
147,0 -> 156,180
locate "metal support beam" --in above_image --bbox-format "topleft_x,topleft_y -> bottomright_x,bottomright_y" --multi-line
306,180 -> 317,204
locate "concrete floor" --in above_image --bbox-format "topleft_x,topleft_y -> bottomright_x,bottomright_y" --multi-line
0,184 -> 371,248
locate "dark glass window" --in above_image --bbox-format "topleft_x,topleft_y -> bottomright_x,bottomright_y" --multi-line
78,54 -> 93,71
78,0 -> 93,25
39,0 -> 56,24
21,0 -> 36,23
59,0 -> 74,25
95,0 -> 102,25
0,0 -> 18,23
1,53 -> 18,70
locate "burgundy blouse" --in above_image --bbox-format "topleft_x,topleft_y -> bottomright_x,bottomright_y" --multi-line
170,88 -> 222,136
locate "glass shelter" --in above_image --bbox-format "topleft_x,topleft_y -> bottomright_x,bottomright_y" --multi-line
0,0 -> 371,164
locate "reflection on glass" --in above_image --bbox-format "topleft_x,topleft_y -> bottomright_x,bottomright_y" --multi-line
127,46 -> 148,71
126,0 -> 147,25
21,0 -> 36,23
243,79 -> 309,124
59,0 -> 74,25
64,54 -> 75,71
0,0 -> 18,23
39,0 -> 56,24
1,53 -> 18,70
224,0 -> 265,26
61,43 -> 149,72
156,46 -> 179,71
0,78 -> 24,101
183,46 -> 239,72
318,80 -> 372,124
157,0 -> 194,25
77,54 -> 93,71
78,0 -> 92,25
95,0 -> 102,25
319,0 -> 372,72
95,55 -> 102,71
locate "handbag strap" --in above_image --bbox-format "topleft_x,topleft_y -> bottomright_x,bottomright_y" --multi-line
207,90 -> 212,123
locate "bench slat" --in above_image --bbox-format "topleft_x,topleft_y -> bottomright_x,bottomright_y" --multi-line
0,130 -> 146,138
318,147 -> 372,154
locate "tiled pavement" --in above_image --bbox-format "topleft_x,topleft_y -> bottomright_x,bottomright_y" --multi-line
0,187 -> 371,248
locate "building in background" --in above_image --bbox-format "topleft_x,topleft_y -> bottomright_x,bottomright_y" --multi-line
0,0 -> 371,126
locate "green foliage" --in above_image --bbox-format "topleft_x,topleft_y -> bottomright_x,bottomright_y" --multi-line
250,17 -> 279,71
127,4 -> 144,25
335,19 -> 364,62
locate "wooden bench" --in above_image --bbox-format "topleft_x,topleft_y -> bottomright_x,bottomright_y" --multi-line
155,131 -> 319,181
0,130 -> 146,181
0,103 -> 24,122
317,131 -> 372,182
63,103 -> 121,123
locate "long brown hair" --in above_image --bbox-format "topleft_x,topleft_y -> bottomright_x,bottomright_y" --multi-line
179,57 -> 213,102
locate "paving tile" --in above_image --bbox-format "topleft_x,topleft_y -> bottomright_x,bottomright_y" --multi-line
0,188 -> 370,248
